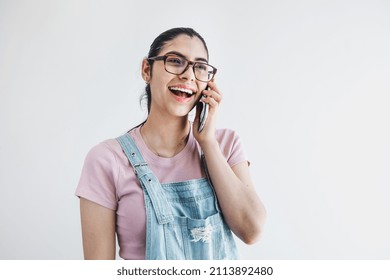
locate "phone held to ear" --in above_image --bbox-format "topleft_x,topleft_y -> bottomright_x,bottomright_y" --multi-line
198,99 -> 209,132
198,86 -> 209,133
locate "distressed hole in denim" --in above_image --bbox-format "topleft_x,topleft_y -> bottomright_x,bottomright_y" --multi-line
190,225 -> 213,243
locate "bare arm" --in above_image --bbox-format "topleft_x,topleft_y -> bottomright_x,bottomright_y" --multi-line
80,198 -> 116,259
202,141 -> 267,244
194,80 -> 266,244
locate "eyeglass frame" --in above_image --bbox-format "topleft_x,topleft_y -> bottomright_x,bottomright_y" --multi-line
147,54 -> 217,82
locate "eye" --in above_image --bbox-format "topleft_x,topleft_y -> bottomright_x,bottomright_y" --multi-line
194,63 -> 208,72
166,56 -> 185,66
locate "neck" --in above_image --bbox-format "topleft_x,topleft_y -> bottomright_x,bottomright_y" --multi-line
140,114 -> 191,158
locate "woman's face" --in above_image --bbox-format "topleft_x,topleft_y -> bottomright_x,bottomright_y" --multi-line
143,34 -> 209,118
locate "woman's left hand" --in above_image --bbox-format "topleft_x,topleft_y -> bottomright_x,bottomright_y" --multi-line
193,79 -> 266,245
193,79 -> 222,147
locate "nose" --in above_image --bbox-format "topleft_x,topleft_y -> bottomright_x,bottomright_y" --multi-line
178,63 -> 196,81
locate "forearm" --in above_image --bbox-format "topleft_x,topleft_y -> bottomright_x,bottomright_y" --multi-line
202,140 -> 266,244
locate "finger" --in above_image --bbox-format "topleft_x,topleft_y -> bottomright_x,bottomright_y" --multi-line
202,89 -> 222,103
202,95 -> 219,108
207,80 -> 220,94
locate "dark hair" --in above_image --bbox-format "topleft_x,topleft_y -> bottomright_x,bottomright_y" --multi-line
134,27 -> 209,130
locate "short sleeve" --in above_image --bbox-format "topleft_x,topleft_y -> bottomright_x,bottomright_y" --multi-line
75,141 -> 119,210
216,129 -> 248,167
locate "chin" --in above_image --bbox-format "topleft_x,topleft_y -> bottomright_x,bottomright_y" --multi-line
168,103 -> 192,116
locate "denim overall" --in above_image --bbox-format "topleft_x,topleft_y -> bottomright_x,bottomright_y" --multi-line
117,133 -> 238,260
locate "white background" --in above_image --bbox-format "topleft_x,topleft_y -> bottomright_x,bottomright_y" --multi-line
1,0 -> 389,259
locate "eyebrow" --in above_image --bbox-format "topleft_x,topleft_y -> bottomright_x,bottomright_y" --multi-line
164,51 -> 209,63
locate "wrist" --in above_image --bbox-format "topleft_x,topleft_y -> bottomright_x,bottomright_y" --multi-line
199,138 -> 219,153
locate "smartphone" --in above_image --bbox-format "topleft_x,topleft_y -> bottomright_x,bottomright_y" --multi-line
198,100 -> 209,132
198,86 -> 209,132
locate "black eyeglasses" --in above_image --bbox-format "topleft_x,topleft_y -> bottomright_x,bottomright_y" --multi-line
147,54 -> 217,82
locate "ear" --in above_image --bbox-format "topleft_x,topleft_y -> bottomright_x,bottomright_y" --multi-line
141,59 -> 151,83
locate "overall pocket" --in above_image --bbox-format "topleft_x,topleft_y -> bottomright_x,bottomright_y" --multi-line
164,212 -> 237,260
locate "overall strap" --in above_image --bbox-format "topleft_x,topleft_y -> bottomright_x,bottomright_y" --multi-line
116,134 -> 174,224
201,151 -> 221,213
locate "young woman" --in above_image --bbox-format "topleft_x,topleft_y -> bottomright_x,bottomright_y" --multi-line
76,27 -> 266,260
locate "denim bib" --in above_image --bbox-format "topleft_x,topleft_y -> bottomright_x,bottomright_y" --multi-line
117,133 -> 238,260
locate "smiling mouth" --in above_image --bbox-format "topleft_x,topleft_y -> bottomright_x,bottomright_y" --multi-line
168,86 -> 196,98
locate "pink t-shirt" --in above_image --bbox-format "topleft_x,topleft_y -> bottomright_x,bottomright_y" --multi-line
75,126 -> 247,259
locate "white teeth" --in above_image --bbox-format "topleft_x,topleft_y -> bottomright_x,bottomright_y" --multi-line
169,87 -> 194,95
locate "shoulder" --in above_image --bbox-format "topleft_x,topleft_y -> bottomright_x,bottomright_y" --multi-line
85,139 -> 119,164
215,128 -> 247,167
215,127 -> 242,149
76,138 -> 124,210
215,127 -> 240,141
82,135 -> 132,176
